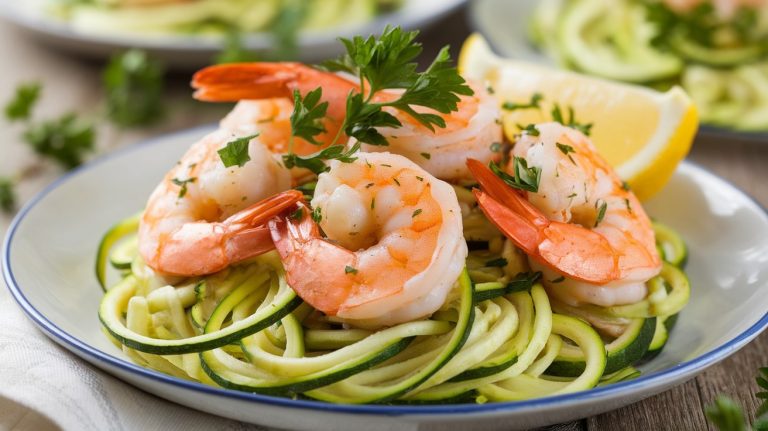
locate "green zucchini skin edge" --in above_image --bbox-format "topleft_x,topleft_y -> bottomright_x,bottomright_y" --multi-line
200,337 -> 414,396
99,278 -> 303,355
95,212 -> 141,291
546,317 -> 656,377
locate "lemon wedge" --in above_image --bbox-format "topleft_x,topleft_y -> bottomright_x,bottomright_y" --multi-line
459,34 -> 699,201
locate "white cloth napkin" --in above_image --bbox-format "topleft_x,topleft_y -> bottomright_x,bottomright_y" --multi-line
0,281 -> 270,431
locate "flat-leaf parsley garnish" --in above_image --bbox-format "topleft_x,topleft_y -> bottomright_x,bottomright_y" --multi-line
218,134 -> 258,168
281,26 -> 472,173
489,157 -> 542,193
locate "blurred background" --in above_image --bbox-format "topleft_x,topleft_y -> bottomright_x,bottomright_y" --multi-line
0,0 -> 767,429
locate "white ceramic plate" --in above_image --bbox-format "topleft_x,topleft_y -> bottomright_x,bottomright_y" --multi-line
4,126 -> 768,431
467,0 -> 768,144
0,0 -> 465,69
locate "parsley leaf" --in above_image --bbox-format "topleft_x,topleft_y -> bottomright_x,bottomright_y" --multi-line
171,177 -> 196,199
385,45 -> 474,131
23,113 -> 95,169
323,26 -> 473,143
706,396 -> 749,431
343,92 -> 401,146
218,134 -> 258,168
758,367 -> 768,418
270,1 -> 307,60
311,206 -> 322,223
489,158 -> 542,193
216,28 -> 259,64
506,271 -> 542,293
502,93 -> 543,111
344,265 -> 358,274
556,143 -> 576,155
103,49 -> 165,128
5,82 -> 41,121
485,257 -> 508,268
283,141 -> 361,174
291,88 -> 329,146
551,104 -> 593,136
412,208 -> 422,218
285,26 -> 471,167
0,177 -> 17,213
595,200 -> 608,227
517,123 -> 541,136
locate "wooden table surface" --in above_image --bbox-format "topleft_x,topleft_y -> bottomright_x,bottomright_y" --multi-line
1,6 -> 767,431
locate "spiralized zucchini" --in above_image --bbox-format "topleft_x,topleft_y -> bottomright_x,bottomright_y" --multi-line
97,214 -> 689,403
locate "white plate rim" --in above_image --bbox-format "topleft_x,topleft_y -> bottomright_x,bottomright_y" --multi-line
0,0 -> 467,52
3,125 -> 768,417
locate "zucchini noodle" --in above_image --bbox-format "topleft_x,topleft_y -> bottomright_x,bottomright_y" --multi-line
97,213 -> 690,404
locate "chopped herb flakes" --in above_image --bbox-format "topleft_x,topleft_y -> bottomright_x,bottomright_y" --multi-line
485,257 -> 508,268
172,177 -> 196,199
503,93 -> 543,111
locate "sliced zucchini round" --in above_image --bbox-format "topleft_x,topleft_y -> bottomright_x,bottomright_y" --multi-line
95,212 -> 141,291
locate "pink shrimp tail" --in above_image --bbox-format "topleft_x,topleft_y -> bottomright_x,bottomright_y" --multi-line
191,62 -> 355,119
467,158 -> 620,284
150,190 -> 304,276
269,203 -> 356,315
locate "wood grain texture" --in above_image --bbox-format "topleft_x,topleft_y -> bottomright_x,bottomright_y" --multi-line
1,6 -> 767,431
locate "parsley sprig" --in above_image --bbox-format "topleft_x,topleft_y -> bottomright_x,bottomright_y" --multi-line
323,26 -> 473,141
503,93 -> 543,111
551,104 -> 593,136
705,367 -> 768,431
489,157 -> 542,193
5,83 -> 41,121
103,49 -> 165,128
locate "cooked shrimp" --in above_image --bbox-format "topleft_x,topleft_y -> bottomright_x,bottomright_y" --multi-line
139,129 -> 301,276
362,83 -> 503,182
193,63 -> 351,154
662,0 -> 766,19
467,122 -> 661,307
269,152 -> 467,327
192,62 -> 503,182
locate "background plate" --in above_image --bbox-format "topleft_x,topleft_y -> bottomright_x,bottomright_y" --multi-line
467,0 -> 768,145
4,126 -> 768,430
0,0 -> 466,69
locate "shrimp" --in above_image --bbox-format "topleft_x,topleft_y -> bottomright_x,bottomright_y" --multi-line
269,152 -> 467,327
139,129 -> 302,276
467,122 -> 661,307
192,63 -> 352,155
662,0 -> 766,19
191,62 -> 502,182
361,83 -> 503,182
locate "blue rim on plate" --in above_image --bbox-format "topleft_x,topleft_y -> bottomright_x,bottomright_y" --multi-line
3,127 -> 768,416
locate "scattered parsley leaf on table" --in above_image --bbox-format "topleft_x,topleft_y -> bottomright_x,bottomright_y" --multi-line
216,28 -> 259,64
0,177 -> 16,213
270,1 -> 306,60
23,113 -> 95,169
103,49 -> 165,128
4,82 -> 41,121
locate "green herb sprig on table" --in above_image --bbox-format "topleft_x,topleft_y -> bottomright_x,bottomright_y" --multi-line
706,367 -> 768,431
279,25 -> 473,174
103,49 -> 165,128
